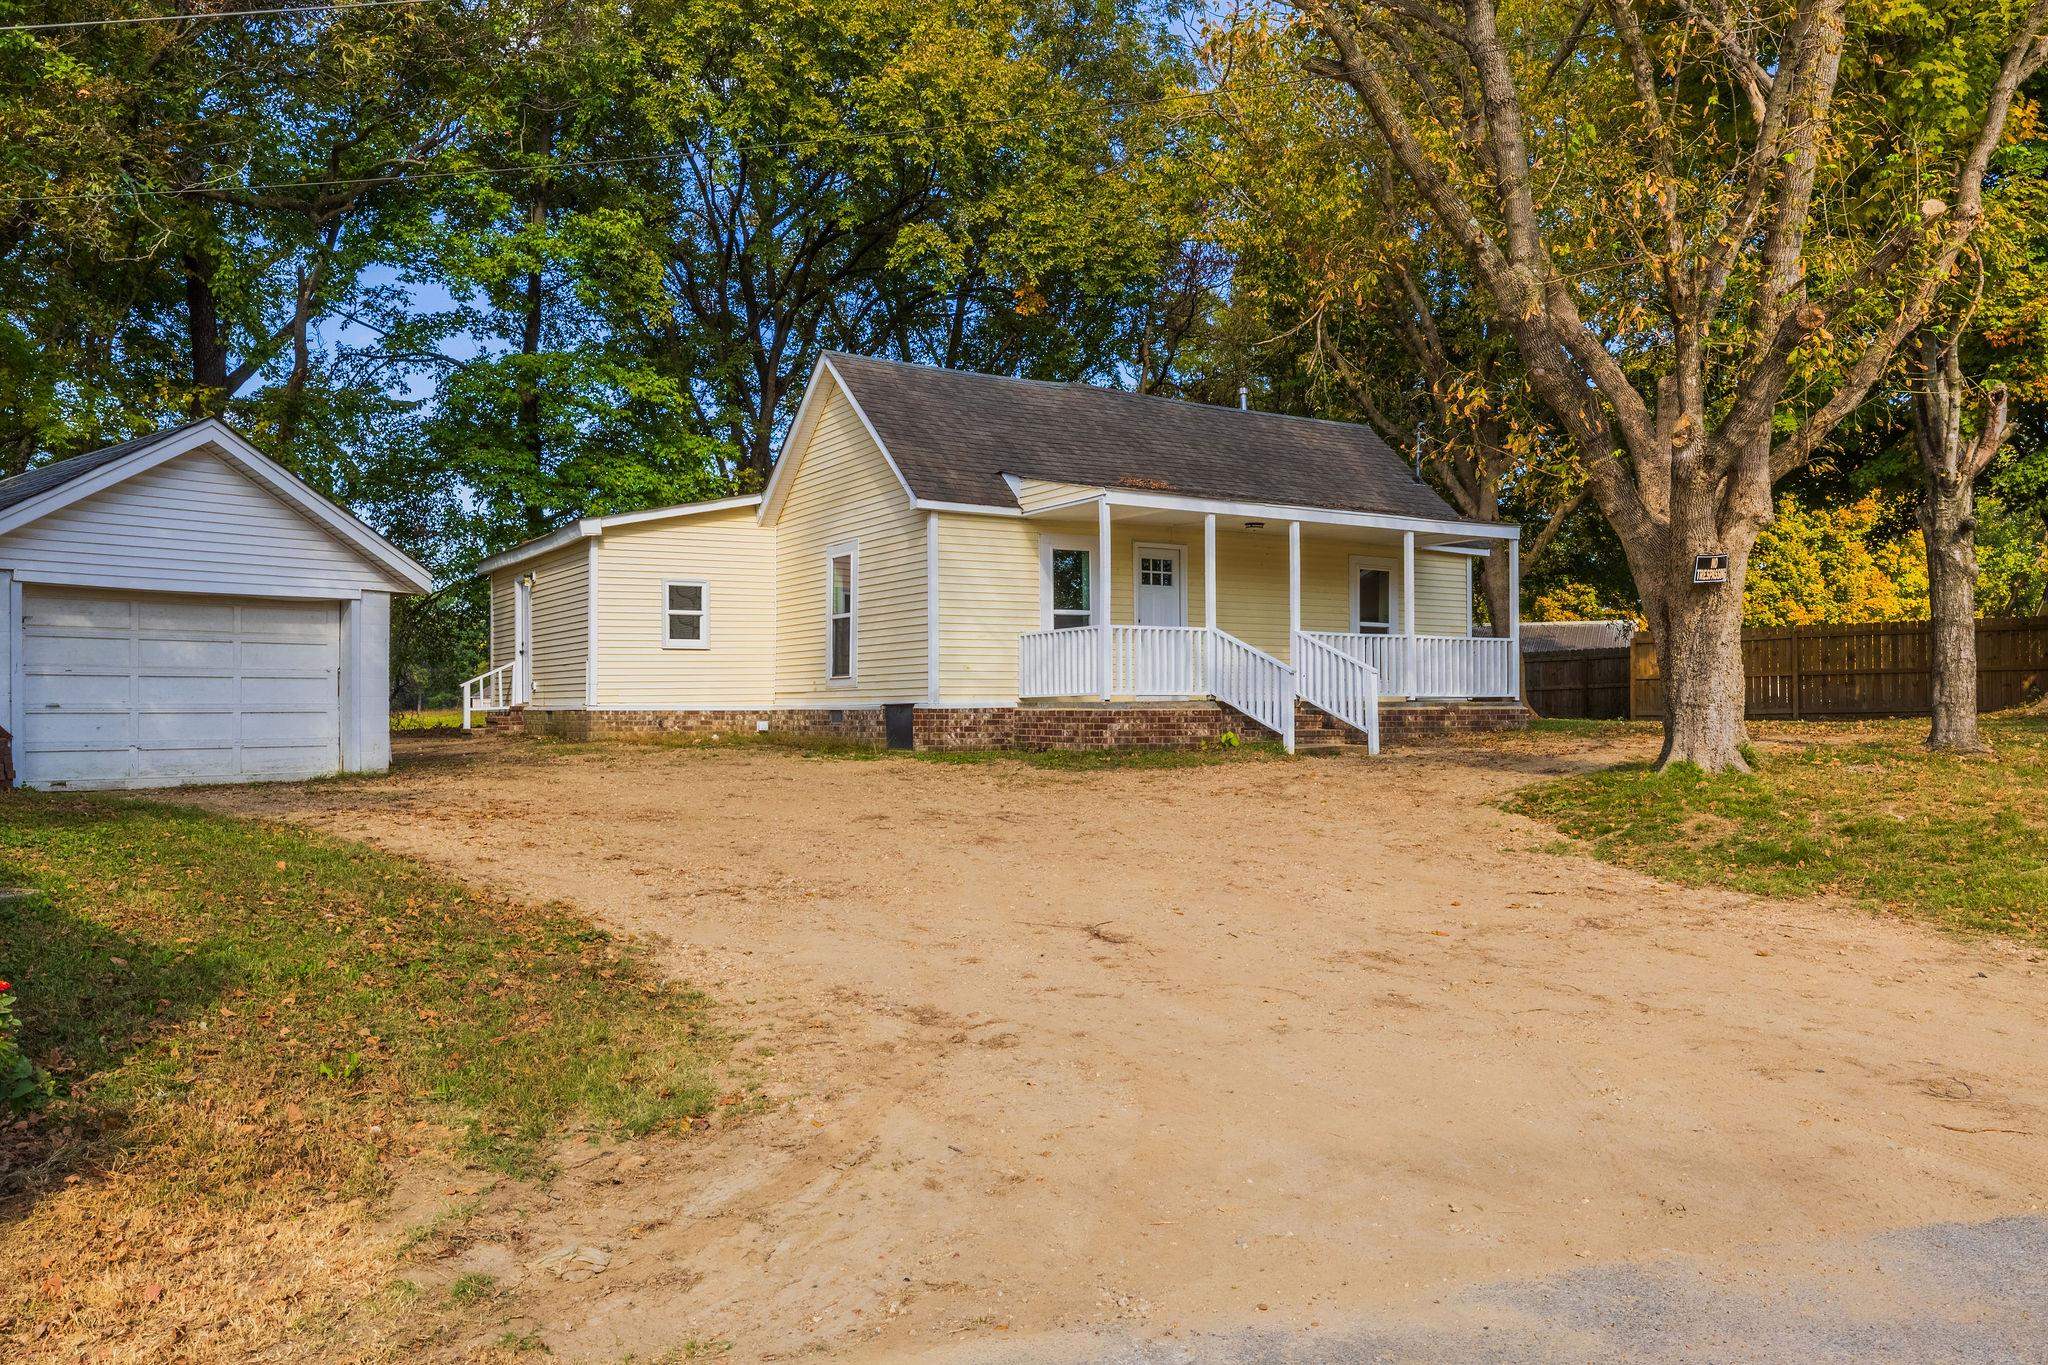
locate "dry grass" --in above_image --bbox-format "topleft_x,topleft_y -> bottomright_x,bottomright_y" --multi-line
0,794 -> 729,1361
1510,715 -> 2048,941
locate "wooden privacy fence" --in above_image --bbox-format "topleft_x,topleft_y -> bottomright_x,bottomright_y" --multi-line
1525,647 -> 1631,719
1628,616 -> 2048,720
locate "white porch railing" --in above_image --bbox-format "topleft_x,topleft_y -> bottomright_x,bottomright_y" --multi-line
1113,625 -> 1211,696
461,662 -> 516,730
1294,632 -> 1379,754
1021,625 -> 1298,752
1298,631 -> 1516,700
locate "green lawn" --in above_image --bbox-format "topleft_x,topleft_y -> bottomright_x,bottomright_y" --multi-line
0,795 -> 729,1356
1509,716 -> 2048,941
391,707 -> 465,733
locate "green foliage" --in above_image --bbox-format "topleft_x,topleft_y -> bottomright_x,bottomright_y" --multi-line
0,978 -> 51,1114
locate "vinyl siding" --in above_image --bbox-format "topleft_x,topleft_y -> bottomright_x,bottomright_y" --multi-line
525,545 -> 589,709
489,573 -> 515,671
0,449 -> 410,598
594,508 -> 776,707
931,518 -> 1476,703
773,385 -> 927,702
1008,478 -> 1101,514
1413,551 -> 1474,634
936,512 -> 1040,701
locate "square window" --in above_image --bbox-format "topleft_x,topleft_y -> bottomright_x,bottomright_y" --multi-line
664,580 -> 708,647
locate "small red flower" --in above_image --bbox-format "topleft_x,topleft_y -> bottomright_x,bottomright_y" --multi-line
0,981 -> 9,991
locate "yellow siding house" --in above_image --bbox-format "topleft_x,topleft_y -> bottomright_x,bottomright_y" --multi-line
473,353 -> 1527,752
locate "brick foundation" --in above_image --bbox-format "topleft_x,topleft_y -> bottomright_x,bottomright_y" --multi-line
913,703 -> 1266,752
491,707 -> 885,745
488,699 -> 1527,752
1292,698 -> 1531,748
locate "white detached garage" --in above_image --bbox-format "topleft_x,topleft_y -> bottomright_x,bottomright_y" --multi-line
0,419 -> 431,790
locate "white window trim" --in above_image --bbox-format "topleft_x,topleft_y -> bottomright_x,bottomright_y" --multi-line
1131,541 -> 1190,627
1038,533 -> 1099,630
1349,554 -> 1403,635
662,578 -> 710,650
826,539 -> 859,685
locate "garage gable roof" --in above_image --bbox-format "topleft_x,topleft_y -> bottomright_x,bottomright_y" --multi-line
0,420 -> 433,593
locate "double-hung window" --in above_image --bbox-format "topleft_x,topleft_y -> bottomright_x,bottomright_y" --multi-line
664,580 -> 708,648
1050,547 -> 1092,630
827,542 -> 857,681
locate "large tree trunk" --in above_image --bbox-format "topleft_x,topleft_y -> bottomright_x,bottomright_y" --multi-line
1477,548 -> 1513,635
184,251 -> 229,415
1909,330 -> 2006,754
1920,477 -> 1981,750
1650,558 -> 1751,770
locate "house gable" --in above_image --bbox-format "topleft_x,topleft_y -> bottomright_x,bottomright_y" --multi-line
770,383 -> 928,702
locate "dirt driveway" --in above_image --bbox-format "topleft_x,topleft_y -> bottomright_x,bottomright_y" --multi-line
193,733 -> 2048,1361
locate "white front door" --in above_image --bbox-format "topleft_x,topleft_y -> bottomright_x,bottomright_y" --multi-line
513,577 -> 533,704
1134,547 -> 1185,627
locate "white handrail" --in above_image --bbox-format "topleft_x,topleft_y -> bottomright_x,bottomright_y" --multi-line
1297,631 -> 1517,700
461,662 -> 516,730
1295,632 -> 1380,754
1207,629 -> 1295,752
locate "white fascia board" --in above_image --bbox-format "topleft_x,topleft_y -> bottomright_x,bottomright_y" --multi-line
0,420 -> 434,592
475,494 -> 766,578
1018,492 -> 1111,519
474,521 -> 598,577
595,494 -> 761,530
911,498 -> 1022,517
1098,488 -> 1520,541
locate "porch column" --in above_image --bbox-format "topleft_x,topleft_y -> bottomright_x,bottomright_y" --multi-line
1402,530 -> 1416,696
1508,535 -> 1523,701
1097,497 -> 1114,701
1203,513 -> 1216,631
1287,520 -> 1301,644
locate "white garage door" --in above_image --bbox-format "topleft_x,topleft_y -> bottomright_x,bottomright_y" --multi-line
20,587 -> 341,789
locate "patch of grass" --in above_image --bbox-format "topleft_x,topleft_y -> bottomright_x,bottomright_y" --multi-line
447,1272 -> 497,1305
1523,717 -> 1660,739
1508,716 -> 2048,940
390,708 -> 464,733
0,794 -> 726,1357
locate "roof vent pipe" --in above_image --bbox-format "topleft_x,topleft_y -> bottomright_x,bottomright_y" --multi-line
1238,386 -> 1249,411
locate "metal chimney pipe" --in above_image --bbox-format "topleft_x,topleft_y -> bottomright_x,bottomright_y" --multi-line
1238,386 -> 1248,411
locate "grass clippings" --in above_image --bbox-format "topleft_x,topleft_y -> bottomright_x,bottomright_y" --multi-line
0,794 -> 726,1362
1508,716 -> 2048,941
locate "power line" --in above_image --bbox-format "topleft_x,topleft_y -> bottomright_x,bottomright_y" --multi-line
0,0 -> 425,32
2,75 -> 1311,206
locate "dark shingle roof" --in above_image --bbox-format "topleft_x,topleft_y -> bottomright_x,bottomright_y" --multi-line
0,421 -> 210,514
824,353 -> 1468,522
